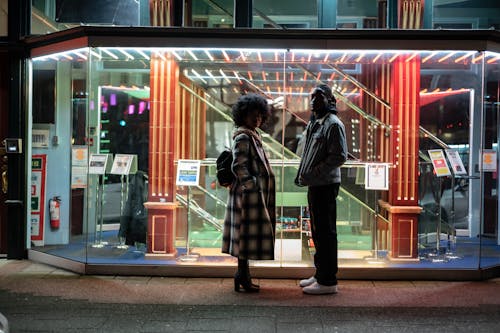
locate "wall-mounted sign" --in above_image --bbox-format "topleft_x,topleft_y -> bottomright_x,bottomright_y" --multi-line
444,149 -> 467,175
71,146 -> 88,188
110,154 -> 137,175
31,154 -> 47,245
365,163 -> 389,190
481,149 -> 497,172
428,149 -> 451,177
176,160 -> 201,186
32,129 -> 50,148
89,153 -> 113,175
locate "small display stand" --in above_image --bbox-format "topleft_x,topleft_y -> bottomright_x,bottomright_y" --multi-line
443,149 -> 468,260
110,154 -> 138,249
364,163 -> 389,264
175,159 -> 201,262
427,149 -> 453,262
88,153 -> 113,248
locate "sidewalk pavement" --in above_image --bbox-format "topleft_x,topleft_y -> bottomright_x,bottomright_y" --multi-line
1,259 -> 500,332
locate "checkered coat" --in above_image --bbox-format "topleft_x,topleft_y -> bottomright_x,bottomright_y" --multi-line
221,128 -> 276,260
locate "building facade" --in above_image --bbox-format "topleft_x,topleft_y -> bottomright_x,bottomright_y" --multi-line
2,0 -> 500,279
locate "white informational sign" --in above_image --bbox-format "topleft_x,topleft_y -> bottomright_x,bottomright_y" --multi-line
176,160 -> 201,186
444,149 -> 467,175
110,154 -> 137,175
89,154 -> 112,175
481,149 -> 497,172
32,129 -> 50,148
365,163 -> 389,190
428,149 -> 451,177
71,146 -> 88,188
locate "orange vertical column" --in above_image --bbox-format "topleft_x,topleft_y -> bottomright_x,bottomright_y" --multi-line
384,54 -> 422,260
144,53 -> 180,258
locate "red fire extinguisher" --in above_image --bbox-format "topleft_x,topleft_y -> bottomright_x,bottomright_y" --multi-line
49,196 -> 61,229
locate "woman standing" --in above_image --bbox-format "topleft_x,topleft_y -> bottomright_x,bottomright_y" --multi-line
221,94 -> 276,293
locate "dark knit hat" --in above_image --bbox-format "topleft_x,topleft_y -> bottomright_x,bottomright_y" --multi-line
316,84 -> 336,104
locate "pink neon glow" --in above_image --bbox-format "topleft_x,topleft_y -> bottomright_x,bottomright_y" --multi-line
110,94 -> 117,106
128,104 -> 135,115
139,101 -> 146,114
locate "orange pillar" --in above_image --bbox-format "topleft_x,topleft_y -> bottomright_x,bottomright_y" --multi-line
144,53 -> 179,257
384,54 -> 422,260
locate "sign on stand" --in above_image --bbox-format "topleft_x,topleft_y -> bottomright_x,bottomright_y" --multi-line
110,154 -> 137,175
175,159 -> 202,262
445,149 -> 467,175
176,160 -> 201,186
88,153 -> 113,175
428,149 -> 451,177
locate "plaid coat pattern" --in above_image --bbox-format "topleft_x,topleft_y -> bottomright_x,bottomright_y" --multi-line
221,128 -> 276,260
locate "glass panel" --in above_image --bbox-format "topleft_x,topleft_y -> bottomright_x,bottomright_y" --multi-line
253,0 -> 317,28
283,49 -> 391,265
481,51 -> 500,268
418,50 -> 482,266
0,0 -> 7,36
31,0 -> 148,34
433,0 -> 500,29
190,0 -> 233,28
31,47 -> 90,262
337,0 -> 379,29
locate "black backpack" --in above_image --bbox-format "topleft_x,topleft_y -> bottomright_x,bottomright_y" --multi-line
216,148 -> 234,187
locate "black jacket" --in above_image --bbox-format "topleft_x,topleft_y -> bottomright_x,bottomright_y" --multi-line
295,113 -> 347,187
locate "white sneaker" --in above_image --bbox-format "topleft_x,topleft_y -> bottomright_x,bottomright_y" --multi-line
299,276 -> 316,287
302,282 -> 338,295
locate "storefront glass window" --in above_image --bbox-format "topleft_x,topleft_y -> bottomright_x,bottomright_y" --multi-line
252,0 -> 317,28
481,51 -> 500,269
30,44 -> 500,274
337,0 -> 379,28
30,48 -> 89,260
190,0 -> 233,28
433,0 -> 500,29
0,0 -> 7,36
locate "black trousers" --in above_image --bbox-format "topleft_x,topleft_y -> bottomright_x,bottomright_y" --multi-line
308,183 -> 340,286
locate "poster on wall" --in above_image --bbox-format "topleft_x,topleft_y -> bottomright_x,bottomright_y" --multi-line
31,154 -> 47,245
176,160 -> 201,186
481,149 -> 497,172
428,149 -> 451,177
71,146 -> 88,188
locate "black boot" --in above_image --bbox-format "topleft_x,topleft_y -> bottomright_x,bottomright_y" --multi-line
234,259 -> 259,292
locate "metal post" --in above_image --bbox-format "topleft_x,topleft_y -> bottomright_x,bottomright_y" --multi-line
234,0 -> 252,28
317,0 -> 337,28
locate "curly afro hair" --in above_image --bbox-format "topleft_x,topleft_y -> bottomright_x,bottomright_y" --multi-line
231,93 -> 269,127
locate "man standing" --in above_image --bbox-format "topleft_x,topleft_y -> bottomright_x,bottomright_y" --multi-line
295,84 -> 348,295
